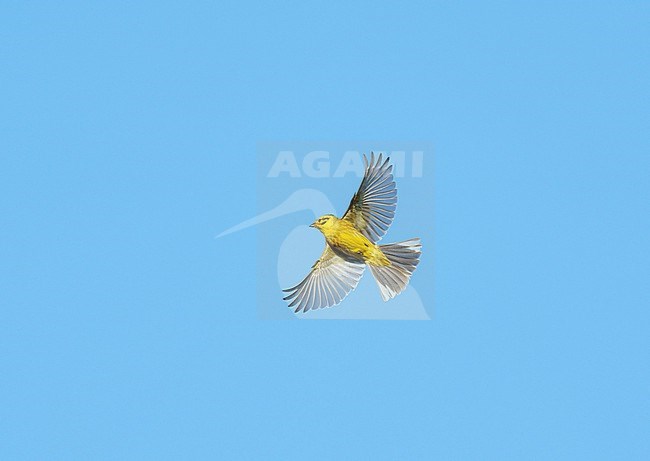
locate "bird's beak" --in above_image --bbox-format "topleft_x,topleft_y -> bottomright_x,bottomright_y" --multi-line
309,223 -> 315,228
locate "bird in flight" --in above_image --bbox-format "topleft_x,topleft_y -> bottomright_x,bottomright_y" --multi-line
283,153 -> 422,313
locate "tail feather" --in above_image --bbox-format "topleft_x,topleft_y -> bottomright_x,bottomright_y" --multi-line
368,238 -> 421,301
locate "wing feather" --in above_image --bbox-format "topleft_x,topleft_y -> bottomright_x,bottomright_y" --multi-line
282,246 -> 365,313
342,152 -> 397,242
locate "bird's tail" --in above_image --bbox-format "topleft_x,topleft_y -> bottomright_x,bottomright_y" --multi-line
368,238 -> 422,301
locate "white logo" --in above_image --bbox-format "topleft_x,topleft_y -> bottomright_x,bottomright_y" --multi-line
267,151 -> 424,178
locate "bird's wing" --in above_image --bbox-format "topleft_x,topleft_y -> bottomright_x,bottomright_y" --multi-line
342,152 -> 397,242
283,246 -> 365,313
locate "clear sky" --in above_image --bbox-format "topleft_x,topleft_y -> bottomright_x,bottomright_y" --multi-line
1,1 -> 649,459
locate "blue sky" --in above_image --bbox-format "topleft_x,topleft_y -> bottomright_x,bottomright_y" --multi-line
1,1 -> 649,459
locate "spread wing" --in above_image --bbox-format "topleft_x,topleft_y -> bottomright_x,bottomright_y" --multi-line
282,246 -> 365,313
342,152 -> 397,242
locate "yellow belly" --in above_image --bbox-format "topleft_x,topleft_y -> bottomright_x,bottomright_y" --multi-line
324,221 -> 390,266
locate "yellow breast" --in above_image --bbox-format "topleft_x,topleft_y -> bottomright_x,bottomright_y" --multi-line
321,219 -> 390,266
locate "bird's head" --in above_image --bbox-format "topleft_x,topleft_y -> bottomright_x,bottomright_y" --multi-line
310,214 -> 337,231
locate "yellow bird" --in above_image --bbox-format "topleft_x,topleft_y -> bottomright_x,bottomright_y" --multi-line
283,153 -> 422,313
